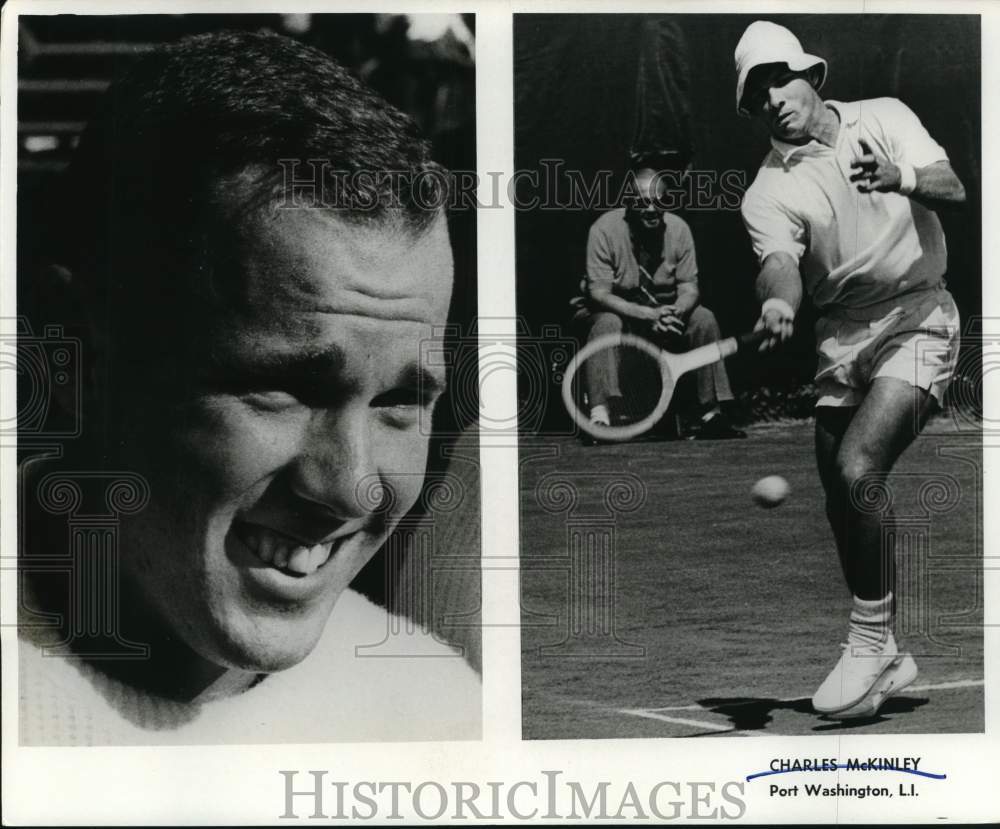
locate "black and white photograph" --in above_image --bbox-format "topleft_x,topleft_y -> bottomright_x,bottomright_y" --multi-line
12,11 -> 481,745
516,13 -> 984,739
3,1 -> 999,825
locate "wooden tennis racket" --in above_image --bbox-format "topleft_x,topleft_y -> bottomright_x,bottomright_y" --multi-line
562,329 -> 765,442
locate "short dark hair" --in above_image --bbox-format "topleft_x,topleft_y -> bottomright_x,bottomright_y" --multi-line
59,29 -> 445,305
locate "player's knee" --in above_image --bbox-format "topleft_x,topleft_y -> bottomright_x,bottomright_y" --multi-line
686,305 -> 720,338
589,311 -> 624,337
833,451 -> 885,503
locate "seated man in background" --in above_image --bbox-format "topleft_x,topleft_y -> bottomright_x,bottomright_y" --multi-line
572,151 -> 744,439
17,29 -> 480,744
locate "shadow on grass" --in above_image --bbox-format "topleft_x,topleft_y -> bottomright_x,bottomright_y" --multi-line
695,694 -> 929,732
812,696 -> 930,731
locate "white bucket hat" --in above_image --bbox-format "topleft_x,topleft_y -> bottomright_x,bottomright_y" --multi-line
734,21 -> 827,116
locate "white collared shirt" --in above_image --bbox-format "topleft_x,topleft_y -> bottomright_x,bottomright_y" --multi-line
740,98 -> 950,313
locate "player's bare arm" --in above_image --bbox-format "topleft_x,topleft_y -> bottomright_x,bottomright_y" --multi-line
910,160 -> 967,203
753,251 -> 802,351
850,138 -> 966,204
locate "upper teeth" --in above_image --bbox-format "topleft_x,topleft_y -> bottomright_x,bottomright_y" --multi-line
242,527 -> 334,576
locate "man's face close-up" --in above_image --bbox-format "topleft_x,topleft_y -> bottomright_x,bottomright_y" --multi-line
114,195 -> 453,676
628,168 -> 667,231
745,63 -> 822,143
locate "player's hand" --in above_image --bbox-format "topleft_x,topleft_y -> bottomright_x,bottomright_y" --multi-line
754,307 -> 793,352
636,304 -> 663,323
652,305 -> 686,337
850,138 -> 902,193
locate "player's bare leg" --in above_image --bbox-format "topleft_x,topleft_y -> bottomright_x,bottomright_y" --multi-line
817,378 -> 937,597
812,377 -> 938,717
814,406 -> 853,586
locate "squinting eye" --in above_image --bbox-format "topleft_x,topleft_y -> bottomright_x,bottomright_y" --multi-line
371,388 -> 422,409
370,387 -> 436,428
371,388 -> 433,428
774,73 -> 798,91
241,390 -> 302,412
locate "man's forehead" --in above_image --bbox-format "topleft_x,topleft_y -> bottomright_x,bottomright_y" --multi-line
193,205 -> 452,386
634,169 -> 666,194
210,198 -> 453,324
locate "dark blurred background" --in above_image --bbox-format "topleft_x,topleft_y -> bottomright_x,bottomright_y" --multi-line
515,13 -> 981,429
17,13 -> 481,668
18,12 -> 477,335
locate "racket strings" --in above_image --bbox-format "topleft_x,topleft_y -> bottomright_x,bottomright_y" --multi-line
569,339 -> 669,433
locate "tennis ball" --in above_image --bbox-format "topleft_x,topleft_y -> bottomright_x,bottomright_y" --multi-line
751,475 -> 790,508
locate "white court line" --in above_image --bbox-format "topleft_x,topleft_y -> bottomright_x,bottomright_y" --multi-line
619,708 -> 735,733
909,678 -> 985,692
644,678 -> 985,713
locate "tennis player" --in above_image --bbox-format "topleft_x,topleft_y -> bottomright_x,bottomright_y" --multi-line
18,30 -> 479,743
735,21 -> 966,717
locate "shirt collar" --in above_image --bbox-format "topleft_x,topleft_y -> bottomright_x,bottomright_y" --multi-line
769,100 -> 860,165
828,100 -> 861,127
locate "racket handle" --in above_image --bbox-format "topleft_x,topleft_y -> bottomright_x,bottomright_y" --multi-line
718,329 -> 768,359
738,329 -> 769,350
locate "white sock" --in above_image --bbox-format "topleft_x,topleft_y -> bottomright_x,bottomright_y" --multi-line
590,404 -> 610,426
701,406 -> 721,423
848,593 -> 894,649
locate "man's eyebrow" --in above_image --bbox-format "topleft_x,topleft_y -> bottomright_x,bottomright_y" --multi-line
398,363 -> 447,396
208,345 -> 350,386
206,345 -> 446,396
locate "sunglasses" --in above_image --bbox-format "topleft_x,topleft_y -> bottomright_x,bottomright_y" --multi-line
625,195 -> 668,211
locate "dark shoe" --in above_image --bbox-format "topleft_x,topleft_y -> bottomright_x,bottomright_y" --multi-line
694,412 -> 746,440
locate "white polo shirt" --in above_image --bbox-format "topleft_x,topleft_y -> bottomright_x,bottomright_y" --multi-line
741,98 -> 950,315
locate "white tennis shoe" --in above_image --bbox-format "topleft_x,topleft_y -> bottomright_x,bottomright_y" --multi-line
812,634 -> 918,718
589,404 -> 610,426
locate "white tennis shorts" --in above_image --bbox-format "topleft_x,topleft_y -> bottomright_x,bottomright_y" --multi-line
814,285 -> 960,408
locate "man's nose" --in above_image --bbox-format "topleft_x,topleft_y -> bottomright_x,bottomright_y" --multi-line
766,87 -> 784,113
288,410 -> 379,520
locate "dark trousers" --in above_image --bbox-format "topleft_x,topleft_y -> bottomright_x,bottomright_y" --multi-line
576,306 -> 735,410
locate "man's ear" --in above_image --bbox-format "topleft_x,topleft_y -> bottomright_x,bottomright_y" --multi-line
36,263 -> 109,418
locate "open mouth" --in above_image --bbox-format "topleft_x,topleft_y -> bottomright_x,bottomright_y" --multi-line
234,522 -> 340,577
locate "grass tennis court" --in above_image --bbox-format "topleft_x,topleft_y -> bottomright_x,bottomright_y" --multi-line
519,418 -> 984,738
